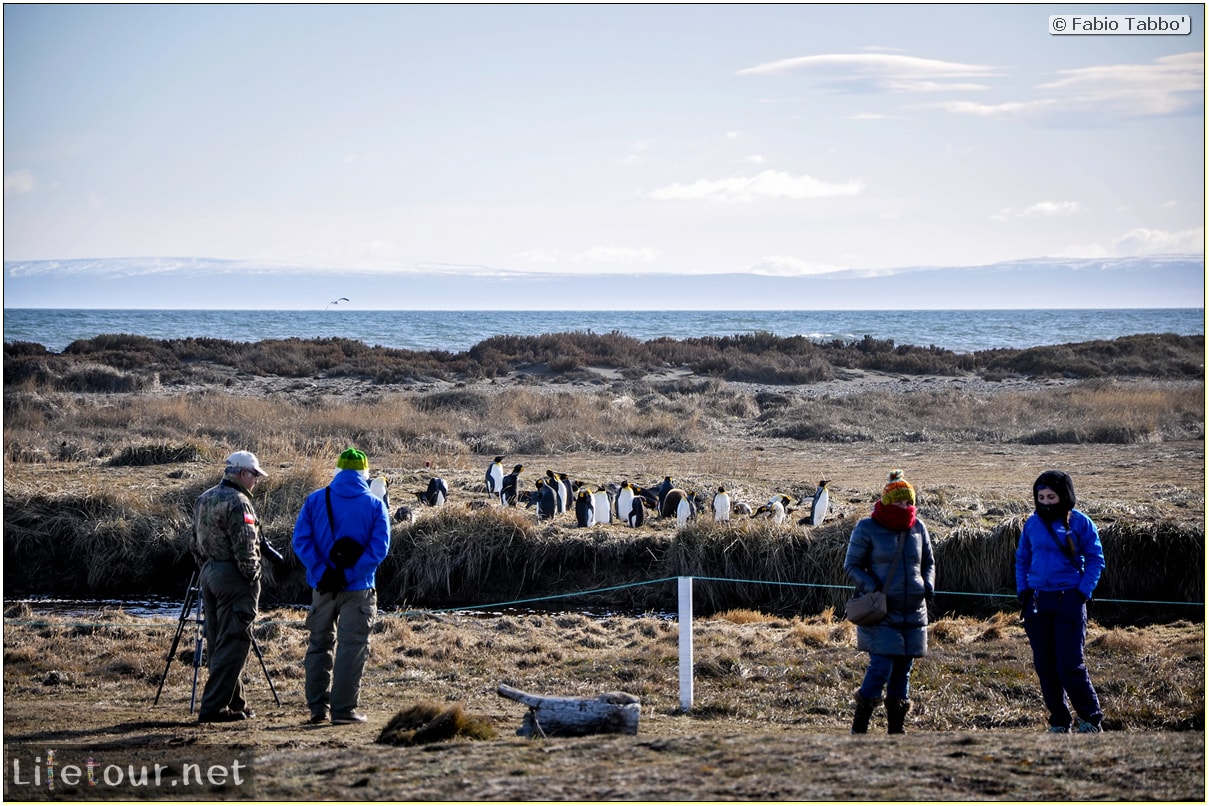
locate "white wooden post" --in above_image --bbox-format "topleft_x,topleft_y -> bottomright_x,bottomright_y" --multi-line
678,576 -> 693,712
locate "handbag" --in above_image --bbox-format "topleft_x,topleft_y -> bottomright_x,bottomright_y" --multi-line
845,530 -> 907,626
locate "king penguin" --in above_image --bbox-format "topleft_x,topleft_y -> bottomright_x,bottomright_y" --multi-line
558,473 -> 573,514
592,489 -> 612,524
535,478 -> 557,521
574,488 -> 596,527
486,456 -> 505,503
809,479 -> 831,526
501,464 -> 523,507
676,494 -> 694,527
655,476 -> 675,513
417,477 -> 448,507
769,494 -> 791,524
712,486 -> 731,522
370,476 -> 391,508
616,482 -> 636,526
627,496 -> 645,527
660,488 -> 688,520
547,469 -> 567,514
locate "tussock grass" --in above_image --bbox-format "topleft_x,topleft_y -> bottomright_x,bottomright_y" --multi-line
4,472 -> 1202,625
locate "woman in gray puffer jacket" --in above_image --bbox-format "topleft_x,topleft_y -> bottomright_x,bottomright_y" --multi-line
843,470 -> 936,734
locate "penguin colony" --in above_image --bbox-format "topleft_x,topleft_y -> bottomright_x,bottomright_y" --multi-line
385,456 -> 835,529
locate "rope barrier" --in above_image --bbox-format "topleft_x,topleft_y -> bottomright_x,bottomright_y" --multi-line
4,575 -> 1202,629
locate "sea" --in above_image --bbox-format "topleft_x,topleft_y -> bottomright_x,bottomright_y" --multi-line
3,308 -> 1204,355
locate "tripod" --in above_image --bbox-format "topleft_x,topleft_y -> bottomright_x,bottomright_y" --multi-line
152,568 -> 280,712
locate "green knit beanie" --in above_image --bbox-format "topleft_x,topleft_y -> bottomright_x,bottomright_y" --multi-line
336,447 -> 369,471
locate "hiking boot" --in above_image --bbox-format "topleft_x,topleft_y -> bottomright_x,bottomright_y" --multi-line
1076,719 -> 1103,733
850,693 -> 881,735
308,712 -> 329,725
332,712 -> 368,725
1047,725 -> 1070,734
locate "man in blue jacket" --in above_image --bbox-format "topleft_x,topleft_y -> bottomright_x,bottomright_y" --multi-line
293,448 -> 391,725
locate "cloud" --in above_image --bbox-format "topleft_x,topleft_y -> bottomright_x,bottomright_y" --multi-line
649,170 -> 862,203
1112,226 -> 1205,256
923,98 -> 1059,117
1050,226 -> 1205,259
746,256 -> 850,276
1039,51 -> 1203,116
991,201 -> 1081,221
4,170 -> 36,196
1023,201 -> 1080,217
737,53 -> 999,93
516,246 -> 662,267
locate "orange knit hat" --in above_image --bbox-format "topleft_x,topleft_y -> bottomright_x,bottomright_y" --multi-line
881,469 -> 916,506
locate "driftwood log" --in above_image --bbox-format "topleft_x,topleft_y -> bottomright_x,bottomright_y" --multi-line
496,683 -> 640,737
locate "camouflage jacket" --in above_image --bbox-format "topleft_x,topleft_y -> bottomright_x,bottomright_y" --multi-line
192,477 -> 261,580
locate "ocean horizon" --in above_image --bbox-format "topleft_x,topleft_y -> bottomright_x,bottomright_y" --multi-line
3,307 -> 1204,356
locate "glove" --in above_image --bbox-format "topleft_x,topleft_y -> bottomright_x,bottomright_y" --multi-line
1017,589 -> 1032,606
316,567 -> 346,597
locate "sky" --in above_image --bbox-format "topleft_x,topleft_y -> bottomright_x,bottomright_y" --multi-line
2,3 -> 1205,309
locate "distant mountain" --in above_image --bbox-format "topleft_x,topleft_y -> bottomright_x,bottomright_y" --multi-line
3,254 -> 1203,310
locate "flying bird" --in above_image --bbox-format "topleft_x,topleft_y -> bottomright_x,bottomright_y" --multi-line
326,297 -> 350,309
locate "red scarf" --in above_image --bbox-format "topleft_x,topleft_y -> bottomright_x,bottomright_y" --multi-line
872,501 -> 917,531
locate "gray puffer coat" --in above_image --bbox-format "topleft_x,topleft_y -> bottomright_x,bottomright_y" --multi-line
844,516 -> 935,657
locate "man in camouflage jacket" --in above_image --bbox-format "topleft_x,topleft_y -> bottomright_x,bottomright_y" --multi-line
191,450 -> 267,723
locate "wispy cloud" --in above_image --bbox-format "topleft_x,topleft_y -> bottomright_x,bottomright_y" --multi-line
1040,51 -> 1203,116
737,53 -> 999,93
746,256 -> 850,276
992,200 -> 1081,221
922,99 -> 1058,118
4,170 -> 35,196
649,170 -> 861,203
930,52 -> 1203,120
1113,226 -> 1205,256
1023,201 -> 1081,217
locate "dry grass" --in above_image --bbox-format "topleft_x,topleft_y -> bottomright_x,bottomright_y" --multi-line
2,608 -> 1201,735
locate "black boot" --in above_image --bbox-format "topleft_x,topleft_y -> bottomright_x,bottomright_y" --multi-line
886,698 -> 911,734
851,693 -> 882,734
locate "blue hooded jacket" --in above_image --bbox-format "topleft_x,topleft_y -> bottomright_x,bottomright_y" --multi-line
1016,509 -> 1104,600
293,469 -> 391,591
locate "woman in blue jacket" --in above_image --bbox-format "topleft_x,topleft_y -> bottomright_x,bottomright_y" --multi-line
844,470 -> 935,734
1016,469 -> 1106,733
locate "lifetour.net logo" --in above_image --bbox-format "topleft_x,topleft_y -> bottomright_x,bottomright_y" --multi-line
4,745 -> 255,800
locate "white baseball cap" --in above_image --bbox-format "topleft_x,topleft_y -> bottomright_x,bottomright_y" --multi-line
225,450 -> 268,477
